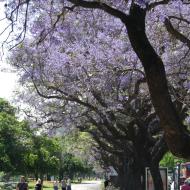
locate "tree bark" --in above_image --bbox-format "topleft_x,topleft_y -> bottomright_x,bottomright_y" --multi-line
150,164 -> 164,190
117,169 -> 142,190
35,173 -> 38,181
39,173 -> 44,185
115,157 -> 143,190
125,4 -> 190,158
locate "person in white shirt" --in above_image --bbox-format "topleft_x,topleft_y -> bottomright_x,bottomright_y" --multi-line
53,179 -> 59,190
67,178 -> 71,190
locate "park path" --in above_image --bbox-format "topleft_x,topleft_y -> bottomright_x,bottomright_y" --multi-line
72,180 -> 102,190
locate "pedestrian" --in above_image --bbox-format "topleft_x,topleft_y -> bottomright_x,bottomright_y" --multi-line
77,177 -> 82,183
181,179 -> 190,190
16,176 -> 28,190
35,178 -> 42,190
61,178 -> 67,190
66,178 -> 71,190
104,178 -> 109,189
53,179 -> 59,190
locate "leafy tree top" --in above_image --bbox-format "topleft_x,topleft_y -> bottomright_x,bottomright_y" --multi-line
0,98 -> 15,116
1,0 -> 190,158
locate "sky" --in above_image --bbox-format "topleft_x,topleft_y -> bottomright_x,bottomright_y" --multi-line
0,60 -> 18,100
0,2 -> 18,101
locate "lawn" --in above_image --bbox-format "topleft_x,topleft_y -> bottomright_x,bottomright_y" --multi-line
28,181 -> 53,190
0,180 -> 56,190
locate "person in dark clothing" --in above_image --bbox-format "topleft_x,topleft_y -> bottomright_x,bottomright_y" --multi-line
66,178 -> 71,190
53,179 -> 59,190
16,176 -> 28,190
104,178 -> 109,189
35,178 -> 42,190
61,178 -> 67,190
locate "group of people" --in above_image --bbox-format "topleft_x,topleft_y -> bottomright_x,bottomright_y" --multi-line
16,176 -> 42,190
16,176 -> 71,190
53,178 -> 71,190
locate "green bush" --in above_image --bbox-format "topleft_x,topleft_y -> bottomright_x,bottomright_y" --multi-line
0,182 -> 17,190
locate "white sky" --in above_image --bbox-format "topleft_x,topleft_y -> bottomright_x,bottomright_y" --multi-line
0,60 -> 18,100
0,2 -> 18,101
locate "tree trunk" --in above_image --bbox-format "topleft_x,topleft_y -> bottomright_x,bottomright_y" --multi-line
117,172 -> 142,190
47,174 -> 51,181
59,169 -> 63,181
117,160 -> 143,190
39,173 -> 44,185
35,173 -> 38,181
125,169 -> 142,190
150,164 -> 164,190
125,4 -> 190,159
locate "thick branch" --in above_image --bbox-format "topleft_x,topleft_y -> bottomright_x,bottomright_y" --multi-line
90,131 -> 124,156
32,79 -> 98,112
164,18 -> 190,48
126,4 -> 190,158
151,137 -> 168,164
147,0 -> 170,10
67,0 -> 129,23
91,90 -> 107,108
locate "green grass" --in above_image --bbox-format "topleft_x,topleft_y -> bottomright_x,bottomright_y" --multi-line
29,180 -> 105,190
28,181 -> 53,190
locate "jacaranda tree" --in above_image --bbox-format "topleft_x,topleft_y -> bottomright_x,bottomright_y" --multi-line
2,0 -> 190,159
0,1 -> 190,189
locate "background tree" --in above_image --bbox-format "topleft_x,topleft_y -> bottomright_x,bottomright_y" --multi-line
0,98 -> 30,177
160,152 -> 187,170
0,98 -> 97,183
59,152 -> 93,180
0,98 -> 60,180
25,135 -> 60,181
59,131 -> 95,164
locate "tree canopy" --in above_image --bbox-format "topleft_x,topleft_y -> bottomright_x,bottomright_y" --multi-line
0,1 -> 189,189
1,0 -> 189,159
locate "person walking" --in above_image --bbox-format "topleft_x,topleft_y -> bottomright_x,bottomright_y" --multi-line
53,179 -> 59,190
16,176 -> 28,190
61,178 -> 67,190
66,178 -> 71,190
34,178 -> 42,190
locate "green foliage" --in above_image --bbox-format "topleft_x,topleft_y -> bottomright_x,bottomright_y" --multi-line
59,153 -> 93,179
24,135 -> 61,177
58,131 -> 95,179
0,98 -> 95,178
0,98 -> 61,177
160,152 -> 187,169
60,131 -> 95,161
0,99 -> 30,174
0,98 -> 15,115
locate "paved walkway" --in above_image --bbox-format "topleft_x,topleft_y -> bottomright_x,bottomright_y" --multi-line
72,180 -> 102,190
